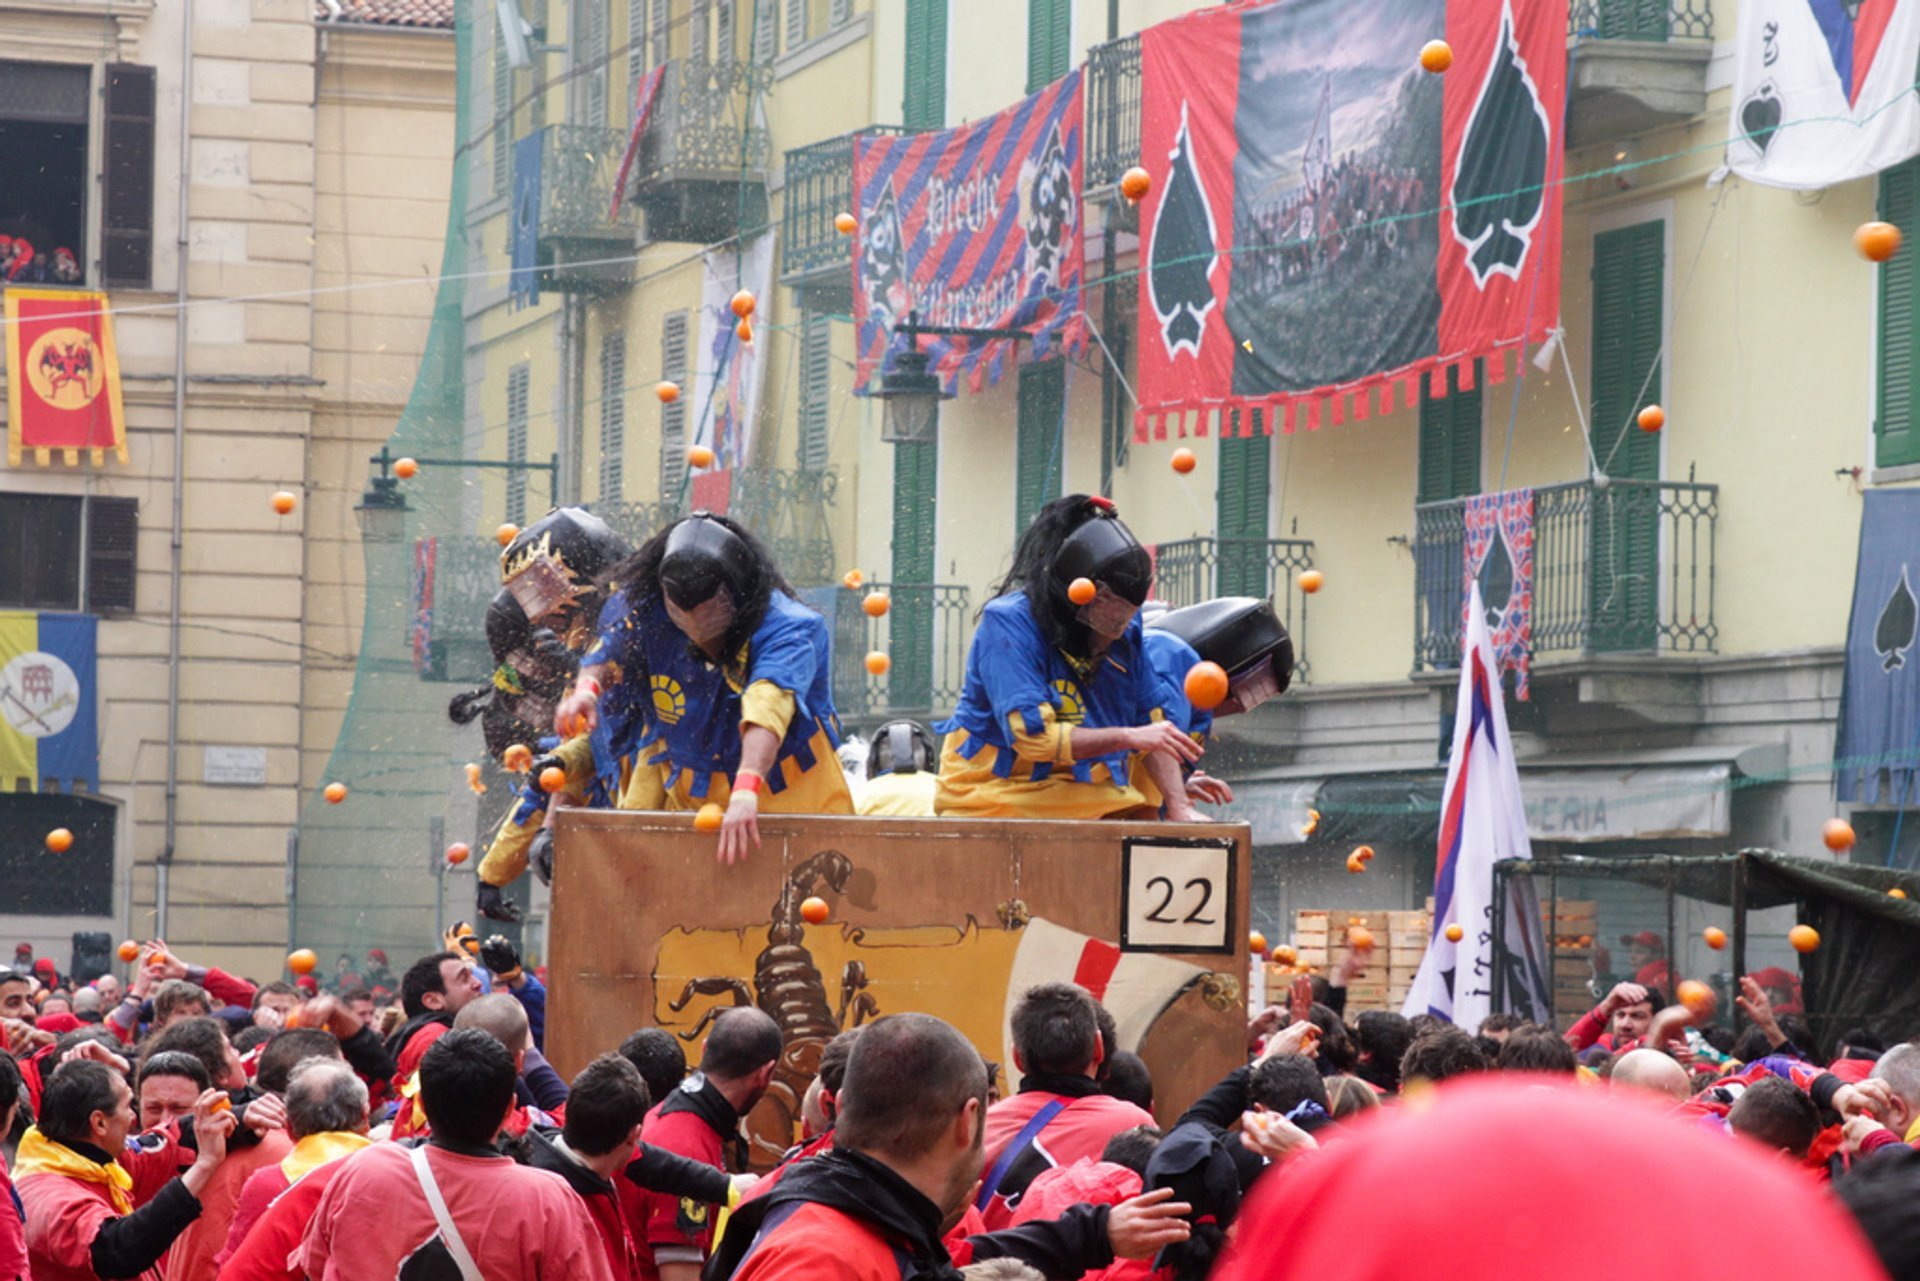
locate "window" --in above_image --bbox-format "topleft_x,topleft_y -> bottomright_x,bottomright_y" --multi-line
576,0 -> 609,129
1880,157 -> 1920,468
1417,362 -> 1482,503
716,0 -> 736,60
660,311 -> 690,495
786,0 -> 811,50
1590,219 -> 1664,651
754,0 -> 778,61
797,308 -> 831,471
600,334 -> 627,502
652,0 -> 671,61
1016,360 -> 1065,533
629,0 -> 649,106
493,30 -> 512,195
903,0 -> 946,130
506,364 -> 531,526
0,62 -> 93,288
1216,421 -> 1270,596
830,0 -> 853,24
0,494 -> 137,613
691,0 -> 709,62
101,65 -> 155,289
1026,0 -> 1071,92
0,794 -> 114,914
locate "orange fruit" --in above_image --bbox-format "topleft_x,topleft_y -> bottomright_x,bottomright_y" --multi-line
394,457 -> 419,479
271,491 -> 297,515
209,1096 -> 232,1114
287,948 -> 318,975
1348,925 -> 1374,951
1637,404 -> 1665,433
688,445 -> 716,468
1299,569 -> 1325,594
1677,979 -> 1716,1016
1444,922 -> 1464,943
1170,447 -> 1197,474
465,762 -> 487,795
117,940 -> 139,962
1823,818 -> 1856,851
1788,924 -> 1820,953
1419,39 -> 1453,72
1249,930 -> 1269,955
445,842 -> 470,865
323,782 -> 347,804
1274,944 -> 1298,966
865,651 -> 891,676
539,765 -> 566,793
843,569 -> 865,590
693,803 -> 724,832
503,744 -> 533,773
1346,852 -> 1368,874
148,953 -> 169,970
863,592 -> 890,618
44,827 -> 73,854
655,381 -> 681,403
1354,844 -> 1375,861
1893,887 -> 1909,899
1703,926 -> 1727,950
1857,220 -> 1903,262
730,289 -> 757,319
1184,661 -> 1230,711
496,523 -> 519,546
1067,577 -> 1097,605
800,895 -> 831,925
1120,167 -> 1151,202
834,212 -> 857,235
736,320 -> 752,343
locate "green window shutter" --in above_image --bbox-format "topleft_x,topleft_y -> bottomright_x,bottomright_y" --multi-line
797,309 -> 832,471
1589,220 -> 1665,651
506,364 -> 531,527
1418,362 -> 1483,503
660,312 -> 690,498
1027,0 -> 1070,92
599,334 -> 627,502
1016,361 -> 1065,533
492,35 -> 512,195
904,0 -> 946,130
1215,423 -> 1271,596
1879,158 -> 1920,467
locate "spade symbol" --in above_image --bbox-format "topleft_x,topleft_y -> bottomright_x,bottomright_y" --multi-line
1877,565 -> 1918,672
861,180 -> 909,331
1740,83 -> 1782,157
1450,1 -> 1551,286
1148,102 -> 1220,359
1479,526 -> 1515,628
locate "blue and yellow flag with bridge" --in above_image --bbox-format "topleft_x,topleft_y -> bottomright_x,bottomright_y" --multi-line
0,612 -> 99,792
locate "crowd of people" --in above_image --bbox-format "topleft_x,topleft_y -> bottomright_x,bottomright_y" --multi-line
2,930 -> 1918,1280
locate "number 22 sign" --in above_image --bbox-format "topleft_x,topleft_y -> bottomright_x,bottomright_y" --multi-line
1120,837 -> 1236,953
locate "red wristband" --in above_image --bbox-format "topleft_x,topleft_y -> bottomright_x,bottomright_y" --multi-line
579,679 -> 602,698
732,770 -> 764,795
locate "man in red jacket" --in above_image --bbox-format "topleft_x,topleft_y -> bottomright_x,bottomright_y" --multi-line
979,983 -> 1155,1229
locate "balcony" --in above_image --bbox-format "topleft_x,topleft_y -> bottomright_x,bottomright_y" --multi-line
590,498 -> 686,549
626,58 -> 774,244
832,582 -> 972,725
732,467 -> 838,587
1084,34 -> 1142,196
1153,537 -> 1314,681
1413,478 -> 1718,673
410,535 -> 503,683
1566,0 -> 1713,149
780,126 -> 915,304
533,124 -> 641,295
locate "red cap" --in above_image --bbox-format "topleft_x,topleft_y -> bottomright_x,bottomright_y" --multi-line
294,975 -> 319,994
1618,931 -> 1664,950
36,1013 -> 81,1035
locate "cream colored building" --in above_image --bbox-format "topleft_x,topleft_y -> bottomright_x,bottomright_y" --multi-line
0,0 -> 454,981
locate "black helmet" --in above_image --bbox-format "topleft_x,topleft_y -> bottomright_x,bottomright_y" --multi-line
500,507 -> 631,622
1147,596 -> 1294,693
1049,508 -> 1153,606
659,513 -> 757,610
867,720 -> 937,778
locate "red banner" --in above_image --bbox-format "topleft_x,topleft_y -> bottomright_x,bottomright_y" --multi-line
4,289 -> 128,466
1134,0 -> 1565,438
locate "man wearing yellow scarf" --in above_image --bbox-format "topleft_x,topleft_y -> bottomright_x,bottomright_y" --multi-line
15,1052 -> 235,1281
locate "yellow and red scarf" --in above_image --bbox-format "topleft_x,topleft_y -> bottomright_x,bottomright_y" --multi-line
13,1127 -> 133,1213
279,1131 -> 372,1184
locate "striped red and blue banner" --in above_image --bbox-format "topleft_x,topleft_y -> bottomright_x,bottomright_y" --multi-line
852,70 -> 1087,395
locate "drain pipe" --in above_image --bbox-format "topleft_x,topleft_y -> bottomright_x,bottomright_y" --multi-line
160,0 -> 194,939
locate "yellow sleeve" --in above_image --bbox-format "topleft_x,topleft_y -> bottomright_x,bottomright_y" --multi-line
740,680 -> 797,740
476,806 -> 536,887
1007,705 -> 1076,766
554,734 -> 596,779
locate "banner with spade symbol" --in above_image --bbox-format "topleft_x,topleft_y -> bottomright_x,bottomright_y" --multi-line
1133,0 -> 1565,437
1463,487 -> 1534,700
1837,489 -> 1920,802
852,71 -> 1087,395
1729,0 -> 1920,189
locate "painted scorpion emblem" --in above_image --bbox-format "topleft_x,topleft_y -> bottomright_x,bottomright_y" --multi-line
38,341 -> 94,400
669,849 -> 880,1167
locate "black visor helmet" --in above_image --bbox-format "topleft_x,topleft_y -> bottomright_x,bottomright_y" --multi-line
500,507 -> 631,621
659,513 -> 757,611
867,720 -> 937,778
1146,596 -> 1294,693
1049,510 -> 1153,606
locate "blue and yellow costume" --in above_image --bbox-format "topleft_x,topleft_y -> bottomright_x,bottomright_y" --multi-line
1130,628 -> 1213,812
585,588 -> 853,814
934,594 -> 1169,819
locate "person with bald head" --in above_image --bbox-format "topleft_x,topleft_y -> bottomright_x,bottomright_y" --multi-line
1610,1049 -> 1692,1102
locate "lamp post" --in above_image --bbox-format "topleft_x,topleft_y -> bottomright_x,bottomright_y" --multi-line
869,311 -> 1033,444
353,445 -> 561,543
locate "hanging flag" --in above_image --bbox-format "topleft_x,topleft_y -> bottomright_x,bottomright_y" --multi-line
409,536 -> 437,677
1837,490 -> 1920,802
608,66 -> 667,222
509,132 -> 543,309
0,612 -> 100,793
1462,487 -> 1534,699
4,289 -> 129,467
1728,0 -> 1920,188
1134,0 -> 1566,437
853,70 -> 1088,395
1403,582 -> 1552,1029
692,233 -> 774,471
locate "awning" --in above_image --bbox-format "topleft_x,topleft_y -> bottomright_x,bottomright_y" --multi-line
1223,743 -> 1787,848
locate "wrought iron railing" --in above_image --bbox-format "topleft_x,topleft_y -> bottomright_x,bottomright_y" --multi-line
1152,537 -> 1314,681
1084,34 -> 1142,191
590,498 -> 685,549
630,57 -> 774,189
832,582 -> 972,722
1569,0 -> 1711,41
536,124 -> 640,240
732,467 -> 837,586
781,126 -> 916,282
1413,478 -> 1718,671
415,535 -> 503,683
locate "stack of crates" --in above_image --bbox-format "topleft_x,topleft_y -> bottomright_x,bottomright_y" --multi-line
1274,908 -> 1425,1013
1387,908 -> 1432,1010
1544,899 -> 1598,1027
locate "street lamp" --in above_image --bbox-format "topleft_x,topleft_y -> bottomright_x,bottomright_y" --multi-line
871,311 -> 1033,444
354,445 -> 561,544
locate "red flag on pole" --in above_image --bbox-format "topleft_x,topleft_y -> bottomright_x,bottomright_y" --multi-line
608,66 -> 667,224
4,289 -> 129,467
